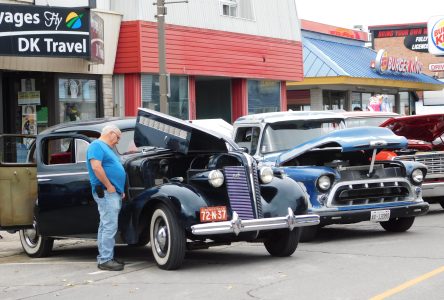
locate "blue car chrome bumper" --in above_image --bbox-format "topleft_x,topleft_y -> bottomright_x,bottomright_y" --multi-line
310,202 -> 429,225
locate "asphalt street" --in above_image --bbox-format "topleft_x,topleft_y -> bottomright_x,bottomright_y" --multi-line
1,204 -> 443,300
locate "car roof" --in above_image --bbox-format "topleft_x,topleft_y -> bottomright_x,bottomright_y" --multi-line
234,111 -> 344,125
40,118 -> 136,135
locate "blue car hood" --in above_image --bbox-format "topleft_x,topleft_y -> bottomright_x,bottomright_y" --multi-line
277,127 -> 407,165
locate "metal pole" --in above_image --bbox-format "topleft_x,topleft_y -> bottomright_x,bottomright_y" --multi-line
157,0 -> 168,114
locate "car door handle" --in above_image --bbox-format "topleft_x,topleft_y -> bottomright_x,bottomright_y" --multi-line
38,178 -> 52,182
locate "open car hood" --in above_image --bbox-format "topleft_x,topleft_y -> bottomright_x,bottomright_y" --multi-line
134,108 -> 237,154
380,114 -> 444,143
278,127 -> 407,165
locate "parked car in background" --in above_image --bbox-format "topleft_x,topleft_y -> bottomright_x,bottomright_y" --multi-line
233,111 -> 429,241
380,114 -> 444,209
0,109 -> 319,270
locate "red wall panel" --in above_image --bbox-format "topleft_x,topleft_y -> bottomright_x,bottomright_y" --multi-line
115,21 -> 303,81
114,21 -> 142,74
231,78 -> 247,122
280,81 -> 287,111
124,74 -> 141,116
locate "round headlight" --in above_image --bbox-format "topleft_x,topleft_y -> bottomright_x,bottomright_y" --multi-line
259,167 -> 274,184
317,175 -> 331,191
208,170 -> 224,187
411,169 -> 424,184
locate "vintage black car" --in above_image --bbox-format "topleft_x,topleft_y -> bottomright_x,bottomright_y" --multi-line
0,108 -> 319,270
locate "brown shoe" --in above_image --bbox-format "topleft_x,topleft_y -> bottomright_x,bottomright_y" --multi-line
98,259 -> 124,271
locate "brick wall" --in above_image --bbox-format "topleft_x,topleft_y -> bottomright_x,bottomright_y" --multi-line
102,75 -> 114,117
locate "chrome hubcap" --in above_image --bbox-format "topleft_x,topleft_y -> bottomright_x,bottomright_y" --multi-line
23,228 -> 38,247
154,218 -> 169,258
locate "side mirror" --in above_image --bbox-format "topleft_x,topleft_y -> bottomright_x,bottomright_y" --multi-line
239,147 -> 249,153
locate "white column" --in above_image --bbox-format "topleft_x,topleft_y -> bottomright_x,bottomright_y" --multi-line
310,88 -> 323,110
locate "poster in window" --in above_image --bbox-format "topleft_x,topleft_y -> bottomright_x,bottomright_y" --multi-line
22,105 -> 37,135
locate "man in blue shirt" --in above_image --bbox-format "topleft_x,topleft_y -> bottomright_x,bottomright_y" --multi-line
87,125 -> 126,271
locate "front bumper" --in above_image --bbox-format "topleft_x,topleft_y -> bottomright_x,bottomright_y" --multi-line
422,181 -> 444,198
191,208 -> 320,236
312,202 -> 429,225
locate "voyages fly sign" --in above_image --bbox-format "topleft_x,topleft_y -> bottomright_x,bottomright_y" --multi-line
0,3 -> 90,57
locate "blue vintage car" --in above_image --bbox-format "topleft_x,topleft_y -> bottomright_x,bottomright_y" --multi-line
0,109 -> 319,270
233,111 -> 429,241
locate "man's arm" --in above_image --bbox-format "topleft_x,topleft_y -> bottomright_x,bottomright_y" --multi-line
90,159 -> 116,193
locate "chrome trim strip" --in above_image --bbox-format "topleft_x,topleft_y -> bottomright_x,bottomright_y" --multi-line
191,208 -> 320,236
243,153 -> 259,218
37,172 -> 88,178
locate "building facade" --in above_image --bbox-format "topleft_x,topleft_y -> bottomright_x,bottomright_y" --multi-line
287,20 -> 443,115
111,0 -> 304,122
369,21 -> 444,114
0,0 -> 121,134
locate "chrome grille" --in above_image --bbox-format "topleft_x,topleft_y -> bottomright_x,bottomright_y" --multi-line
395,152 -> 444,176
251,162 -> 263,218
331,180 -> 411,206
224,166 -> 254,219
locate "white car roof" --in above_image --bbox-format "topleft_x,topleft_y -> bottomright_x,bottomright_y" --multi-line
234,111 -> 345,125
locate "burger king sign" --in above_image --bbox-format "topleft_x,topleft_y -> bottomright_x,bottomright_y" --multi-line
428,16 -> 444,55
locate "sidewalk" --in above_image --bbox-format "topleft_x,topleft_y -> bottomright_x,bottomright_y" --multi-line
0,232 -> 23,258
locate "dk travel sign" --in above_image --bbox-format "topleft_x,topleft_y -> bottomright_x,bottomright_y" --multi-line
0,3 -> 90,57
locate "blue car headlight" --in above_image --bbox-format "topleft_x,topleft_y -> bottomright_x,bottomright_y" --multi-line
317,175 -> 332,191
411,169 -> 424,184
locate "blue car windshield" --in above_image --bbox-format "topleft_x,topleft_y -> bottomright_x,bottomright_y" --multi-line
260,119 -> 345,154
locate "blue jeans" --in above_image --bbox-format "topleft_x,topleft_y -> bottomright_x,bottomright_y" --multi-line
93,191 -> 122,264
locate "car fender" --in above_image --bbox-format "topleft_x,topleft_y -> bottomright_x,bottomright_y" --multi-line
261,175 -> 309,216
282,166 -> 338,207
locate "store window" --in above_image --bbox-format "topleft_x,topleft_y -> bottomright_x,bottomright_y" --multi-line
248,80 -> 280,114
323,90 -> 345,110
141,75 -> 189,120
58,78 -> 98,123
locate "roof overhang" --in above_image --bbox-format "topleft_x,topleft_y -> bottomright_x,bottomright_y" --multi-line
287,76 -> 444,91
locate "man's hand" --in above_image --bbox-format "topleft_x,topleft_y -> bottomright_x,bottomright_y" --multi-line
106,185 -> 117,193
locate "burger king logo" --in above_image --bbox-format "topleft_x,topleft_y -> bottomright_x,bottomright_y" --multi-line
428,16 -> 444,55
431,19 -> 444,51
375,49 -> 388,74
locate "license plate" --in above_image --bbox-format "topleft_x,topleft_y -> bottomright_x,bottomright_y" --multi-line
200,206 -> 228,223
370,210 -> 391,222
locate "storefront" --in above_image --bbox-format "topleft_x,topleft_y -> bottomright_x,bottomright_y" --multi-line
112,0 -> 303,122
0,2 -> 121,134
287,20 -> 443,114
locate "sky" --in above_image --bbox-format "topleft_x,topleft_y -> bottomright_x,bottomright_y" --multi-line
295,0 -> 444,30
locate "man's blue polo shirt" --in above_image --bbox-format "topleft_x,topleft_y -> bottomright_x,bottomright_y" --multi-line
86,140 -> 126,194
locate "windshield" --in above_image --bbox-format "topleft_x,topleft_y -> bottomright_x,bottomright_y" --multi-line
260,119 -> 345,154
345,117 -> 392,128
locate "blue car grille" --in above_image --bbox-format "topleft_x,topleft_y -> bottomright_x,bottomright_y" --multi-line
224,166 -> 255,219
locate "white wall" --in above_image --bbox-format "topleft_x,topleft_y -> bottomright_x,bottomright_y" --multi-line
111,0 -> 301,41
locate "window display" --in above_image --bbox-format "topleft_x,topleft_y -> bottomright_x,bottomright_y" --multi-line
58,78 -> 98,123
